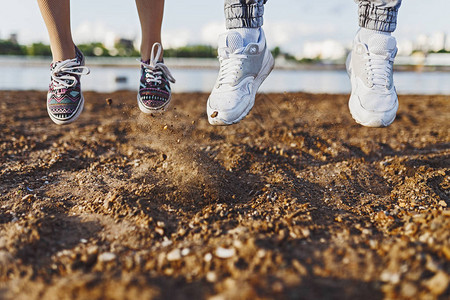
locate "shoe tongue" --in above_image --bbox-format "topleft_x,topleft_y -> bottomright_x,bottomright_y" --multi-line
225,31 -> 244,53
368,34 -> 396,55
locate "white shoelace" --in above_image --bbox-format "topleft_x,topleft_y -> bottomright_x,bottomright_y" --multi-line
51,58 -> 90,90
140,43 -> 175,85
217,49 -> 247,86
364,53 -> 394,89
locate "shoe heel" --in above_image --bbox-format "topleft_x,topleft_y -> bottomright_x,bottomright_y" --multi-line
345,52 -> 352,77
255,51 -> 275,88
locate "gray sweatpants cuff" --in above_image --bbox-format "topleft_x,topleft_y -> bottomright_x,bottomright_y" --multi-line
225,0 -> 266,29
358,2 -> 399,32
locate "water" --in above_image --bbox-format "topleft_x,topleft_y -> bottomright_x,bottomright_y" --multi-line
1,57 -> 449,94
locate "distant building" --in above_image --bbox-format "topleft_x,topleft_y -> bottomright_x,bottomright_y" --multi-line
104,32 -> 117,50
445,33 -> 450,51
115,38 -> 135,56
302,40 -> 346,60
103,34 -> 136,56
429,32 -> 446,52
117,38 -> 134,50
397,39 -> 414,56
8,33 -> 18,44
415,34 -> 429,53
414,32 -> 449,53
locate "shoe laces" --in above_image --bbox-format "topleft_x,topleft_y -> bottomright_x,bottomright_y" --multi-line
139,43 -> 175,85
364,50 -> 395,89
217,48 -> 247,86
51,58 -> 90,90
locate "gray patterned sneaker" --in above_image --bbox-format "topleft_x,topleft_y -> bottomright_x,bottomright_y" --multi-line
47,46 -> 90,125
138,43 -> 176,113
207,28 -> 274,126
346,30 -> 398,127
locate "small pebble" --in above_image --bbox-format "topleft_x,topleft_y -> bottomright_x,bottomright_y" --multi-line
167,249 -> 181,261
161,239 -> 173,247
206,272 -> 217,282
155,227 -> 165,236
21,194 -> 33,201
87,246 -> 99,255
401,282 -> 417,298
98,252 -> 116,262
380,270 -> 400,284
424,271 -> 449,295
257,249 -> 266,258
106,98 -> 113,106
178,228 -> 186,236
441,246 -> 450,260
211,111 -> 218,118
204,253 -> 213,262
273,281 -> 284,293
215,247 -> 235,259
0,250 -> 14,266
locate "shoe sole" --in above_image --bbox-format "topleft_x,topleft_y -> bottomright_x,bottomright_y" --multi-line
47,93 -> 85,125
346,53 -> 398,128
137,94 -> 172,114
207,50 -> 275,126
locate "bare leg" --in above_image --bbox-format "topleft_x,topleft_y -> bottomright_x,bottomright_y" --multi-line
37,0 -> 75,62
135,0 -> 165,61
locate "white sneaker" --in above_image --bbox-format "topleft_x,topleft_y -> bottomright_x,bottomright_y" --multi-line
207,28 -> 274,126
346,30 -> 398,127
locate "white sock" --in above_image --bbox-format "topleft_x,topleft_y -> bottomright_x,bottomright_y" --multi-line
233,27 -> 260,46
358,27 -> 390,44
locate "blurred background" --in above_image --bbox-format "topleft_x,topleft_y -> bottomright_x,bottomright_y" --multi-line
0,0 -> 449,94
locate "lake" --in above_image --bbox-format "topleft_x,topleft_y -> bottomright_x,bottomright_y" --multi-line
0,56 -> 449,94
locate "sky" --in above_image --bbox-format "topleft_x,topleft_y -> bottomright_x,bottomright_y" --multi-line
0,0 -> 449,55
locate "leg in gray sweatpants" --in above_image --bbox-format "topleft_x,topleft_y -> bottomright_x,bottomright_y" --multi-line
224,0 -> 267,29
224,0 -> 402,32
357,0 -> 402,32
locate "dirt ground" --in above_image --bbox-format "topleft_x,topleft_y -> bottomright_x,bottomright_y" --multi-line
0,91 -> 448,300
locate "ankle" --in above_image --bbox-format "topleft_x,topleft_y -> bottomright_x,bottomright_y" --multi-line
50,42 -> 76,62
232,27 -> 260,46
358,27 -> 390,44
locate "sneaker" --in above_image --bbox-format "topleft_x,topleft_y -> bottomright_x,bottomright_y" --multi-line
207,28 -> 274,126
47,46 -> 90,125
346,30 -> 399,127
138,43 -> 176,113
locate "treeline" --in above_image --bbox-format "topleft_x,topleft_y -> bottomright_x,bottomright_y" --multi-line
429,49 -> 450,54
0,40 -> 52,56
0,39 -> 305,62
0,40 -> 297,59
0,40 -> 219,58
0,39 -> 313,64
165,45 -> 216,58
